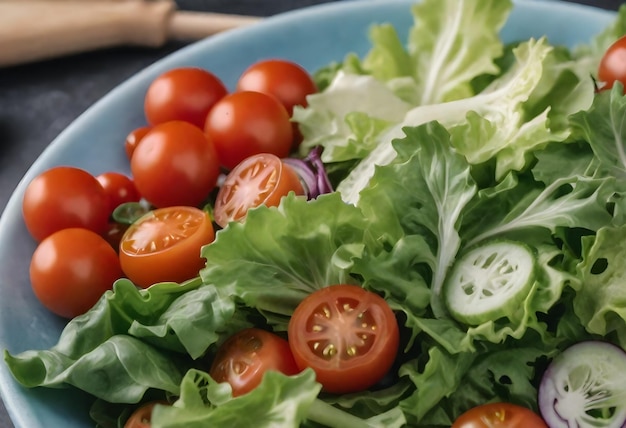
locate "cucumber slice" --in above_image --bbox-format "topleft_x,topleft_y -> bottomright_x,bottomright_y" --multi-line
538,341 -> 626,428
443,240 -> 536,325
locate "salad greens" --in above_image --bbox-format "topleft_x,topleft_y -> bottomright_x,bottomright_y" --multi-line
5,0 -> 626,426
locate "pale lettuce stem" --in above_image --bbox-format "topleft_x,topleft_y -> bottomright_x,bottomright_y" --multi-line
307,398 -> 376,428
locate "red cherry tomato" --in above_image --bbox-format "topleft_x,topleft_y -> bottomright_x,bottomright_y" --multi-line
96,172 -> 141,214
204,91 -> 293,170
210,328 -> 300,397
236,59 -> 317,115
287,284 -> 399,394
130,121 -> 221,208
124,401 -> 168,428
452,402 -> 547,428
598,35 -> 626,92
144,67 -> 228,128
213,153 -> 305,228
29,228 -> 123,318
119,206 -> 215,288
124,126 -> 151,160
22,166 -> 110,242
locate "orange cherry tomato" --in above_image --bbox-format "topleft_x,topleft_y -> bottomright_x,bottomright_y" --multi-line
210,328 -> 300,397
29,228 -> 123,318
144,67 -> 228,128
452,402 -> 547,428
204,91 -> 293,170
119,206 -> 215,288
212,153 -> 305,228
22,166 -> 110,242
124,126 -> 151,160
598,35 -> 626,93
124,401 -> 168,428
287,284 -> 399,394
96,172 -> 141,215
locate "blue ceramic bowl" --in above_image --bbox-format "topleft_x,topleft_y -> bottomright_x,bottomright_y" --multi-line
0,0 -> 616,426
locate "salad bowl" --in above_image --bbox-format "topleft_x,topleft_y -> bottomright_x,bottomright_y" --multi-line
0,0 -> 619,427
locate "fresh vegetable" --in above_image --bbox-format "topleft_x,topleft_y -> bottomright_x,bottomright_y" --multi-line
29,228 -> 123,318
282,146 -> 334,198
598,34 -> 626,92
130,121 -> 221,208
96,172 -> 141,215
144,67 -> 228,128
213,153 -> 305,228
538,340 -> 626,428
288,284 -> 399,394
124,126 -> 151,160
443,240 -> 536,325
125,401 -> 169,428
452,402 -> 547,427
6,0 -> 626,427
119,206 -> 215,288
204,91 -> 294,170
22,166 -> 110,241
209,328 -> 300,397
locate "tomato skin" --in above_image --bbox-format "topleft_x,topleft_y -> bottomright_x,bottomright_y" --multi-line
144,67 -> 228,128
452,403 -> 547,428
124,401 -> 168,428
204,91 -> 294,170
213,153 -> 305,228
96,172 -> 141,215
119,206 -> 215,288
236,59 -> 317,115
29,228 -> 123,318
210,328 -> 300,397
288,284 -> 399,394
125,126 -> 151,160
130,121 -> 221,208
22,166 -> 110,242
598,35 -> 626,92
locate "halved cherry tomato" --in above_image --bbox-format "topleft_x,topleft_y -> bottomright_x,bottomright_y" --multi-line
287,284 -> 399,394
130,121 -> 221,208
96,172 -> 141,215
30,228 -> 123,318
236,59 -> 317,115
22,166 -> 110,242
212,153 -> 305,228
598,35 -> 626,92
119,206 -> 215,288
124,126 -> 151,160
452,402 -> 547,428
144,67 -> 228,128
204,91 -> 293,170
210,328 -> 300,397
124,401 -> 168,428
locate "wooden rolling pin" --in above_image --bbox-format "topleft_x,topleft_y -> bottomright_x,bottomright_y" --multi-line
0,0 -> 261,67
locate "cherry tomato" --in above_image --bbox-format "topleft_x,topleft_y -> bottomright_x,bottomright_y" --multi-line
119,206 -> 215,288
96,172 -> 141,215
144,67 -> 228,128
236,59 -> 317,115
452,402 -> 547,428
130,121 -> 221,208
124,401 -> 168,428
213,153 -> 305,228
287,284 -> 399,394
210,328 -> 300,397
204,91 -> 293,170
29,228 -> 123,318
125,126 -> 151,160
22,166 -> 109,242
598,35 -> 626,92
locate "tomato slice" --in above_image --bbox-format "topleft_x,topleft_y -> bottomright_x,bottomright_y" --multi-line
452,402 -> 547,428
213,153 -> 305,228
119,206 -> 215,288
124,401 -> 168,428
209,328 -> 300,397
287,284 -> 399,394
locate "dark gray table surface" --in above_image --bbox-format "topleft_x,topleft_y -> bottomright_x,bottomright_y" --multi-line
0,0 -> 622,427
